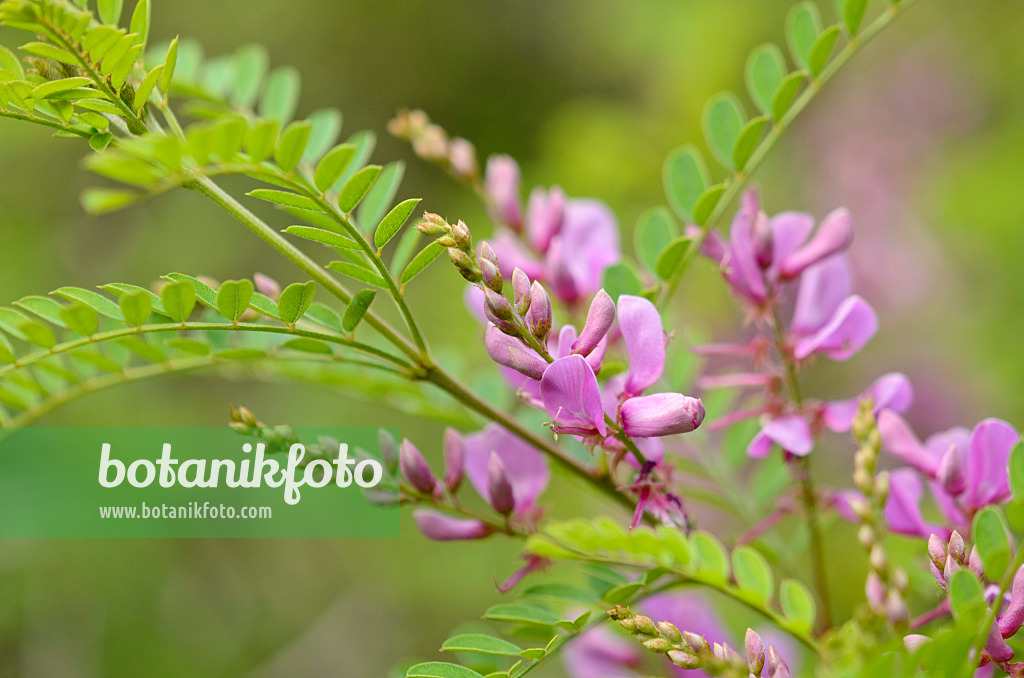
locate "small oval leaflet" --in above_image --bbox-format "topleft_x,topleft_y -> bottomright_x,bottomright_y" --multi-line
663,144 -> 709,222
338,165 -> 382,213
342,289 -> 376,332
119,290 -> 152,328
215,279 -> 254,322
277,281 -> 316,324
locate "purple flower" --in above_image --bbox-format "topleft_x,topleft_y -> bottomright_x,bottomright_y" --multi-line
748,414 -> 814,458
484,154 -> 523,230
463,424 -> 550,514
792,294 -> 878,361
412,510 -> 492,541
540,355 -> 608,436
620,393 -> 705,437
618,295 -> 666,396
563,625 -> 641,678
821,372 -> 914,432
778,208 -> 853,279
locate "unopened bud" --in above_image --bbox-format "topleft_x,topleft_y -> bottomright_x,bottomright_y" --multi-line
254,272 -> 281,300
893,567 -> 909,594
437,235 -> 458,248
937,444 -> 966,495
442,427 -> 464,492
858,524 -> 876,549
968,545 -> 984,578
866,572 -> 886,610
853,468 -> 873,493
417,212 -> 449,237
448,248 -> 482,283
745,628 -> 764,674
525,281 -> 552,341
766,646 -> 791,678
886,589 -> 909,626
486,452 -> 515,515
483,289 -> 514,322
606,605 -> 631,621
928,534 -> 947,570
378,429 -> 399,474
399,439 -> 436,495
479,258 -> 502,293
870,543 -> 888,574
658,621 -> 682,644
683,632 -> 709,655
448,137 -> 478,179
849,496 -> 872,521
948,531 -> 966,565
450,219 -> 473,251
903,634 -> 931,653
643,638 -> 672,653
944,554 -> 961,581
667,650 -> 700,669
632,615 -> 657,636
412,123 -> 448,161
512,268 -> 531,315
873,471 -> 890,504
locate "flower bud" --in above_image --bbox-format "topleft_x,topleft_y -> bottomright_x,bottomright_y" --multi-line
948,531 -> 966,565
484,289 -> 514,322
658,622 -> 682,644
571,289 -> 615,357
667,650 -> 700,669
643,638 -> 672,653
866,572 -> 886,610
632,615 -> 658,636
998,565 -> 1024,638
937,444 -> 966,495
480,258 -> 503,293
525,281 -> 552,341
448,248 -> 482,283
928,534 -> 947,570
873,471 -> 890,504
886,589 -> 909,626
413,509 -> 492,541
450,220 -> 473,251
745,628 -> 764,674
526,187 -> 565,252
849,496 -> 872,521
448,137 -> 477,180
378,429 -> 399,474
893,567 -> 909,594
606,605 -> 631,621
683,632 -> 709,655
620,393 -> 705,437
870,543 -> 888,575
437,236 -> 458,248
253,272 -> 281,300
487,452 -> 515,515
968,545 -> 984,578
399,439 -> 436,495
443,427 -> 464,492
766,646 -> 791,678
944,554 -> 961,581
484,154 -> 523,231
417,212 -> 449,237
512,268 -> 532,315
412,123 -> 448,161
858,524 -> 875,549
903,634 -> 931,653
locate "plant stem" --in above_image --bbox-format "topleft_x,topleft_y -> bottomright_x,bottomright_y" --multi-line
967,540 -> 1024,676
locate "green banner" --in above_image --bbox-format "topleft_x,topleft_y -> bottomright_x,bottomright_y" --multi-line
0,427 -> 399,537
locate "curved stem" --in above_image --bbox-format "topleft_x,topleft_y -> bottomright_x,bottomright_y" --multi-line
662,0 -> 921,305
0,109 -> 93,138
0,320 -> 411,379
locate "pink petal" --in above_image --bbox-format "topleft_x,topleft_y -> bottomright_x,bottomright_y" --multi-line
558,199 -> 621,298
526,186 -> 565,252
463,424 -> 550,511
767,211 -> 815,275
884,469 -> 949,539
618,295 -> 666,395
413,509 -> 492,541
572,289 -> 615,357
485,325 -> 546,380
540,355 -> 607,436
878,411 -> 941,476
761,414 -> 814,456
779,208 -> 853,279
790,256 -> 852,335
620,393 -> 705,437
793,295 -> 878,361
484,154 -> 523,230
822,372 -> 914,432
963,418 -> 1019,510
724,191 -> 767,303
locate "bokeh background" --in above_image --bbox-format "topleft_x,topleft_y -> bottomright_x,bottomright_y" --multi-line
0,0 -> 1022,675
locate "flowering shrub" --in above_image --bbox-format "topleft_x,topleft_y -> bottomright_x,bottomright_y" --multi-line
0,0 -> 1020,676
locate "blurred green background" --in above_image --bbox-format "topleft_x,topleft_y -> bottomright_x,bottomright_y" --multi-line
0,0 -> 1022,675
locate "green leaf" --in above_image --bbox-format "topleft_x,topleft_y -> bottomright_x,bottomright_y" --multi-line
342,289 -> 376,332
732,546 -> 774,603
214,348 -> 265,360
209,116 -> 246,162
374,198 -> 420,249
0,46 -> 25,80
808,26 -> 841,77
948,569 -> 985,622
281,338 -> 332,354
0,334 -> 15,364
30,78 -> 92,99
973,508 -> 1012,579
338,165 -> 382,213
484,602 -> 559,627
634,207 -> 676,273
523,584 -> 599,605
406,662 -> 485,678
1010,442 -> 1024,499
160,280 -> 196,323
134,65 -> 162,108
274,120 -> 312,173
119,290 -> 151,327
164,273 -> 217,309
1007,499 -> 1024,533
130,0 -> 150,44
691,532 -> 729,582
160,36 -> 177,94
82,26 -> 122,61
215,280 -> 254,322
80,188 -> 140,214
400,241 -> 446,285
654,237 -> 693,281
327,261 -> 385,288
97,0 -> 124,24
260,66 -> 300,124
304,302 -> 342,331
786,1 -> 822,70
278,281 -> 316,324
336,130 -> 377,187
166,339 -> 210,356
843,0 -> 869,35
732,116 -> 768,171
111,43 -> 143,89
771,72 -> 805,122
52,288 -> 123,320
71,348 -> 120,372
244,118 -> 279,163
314,144 -> 356,193
302,108 -> 343,162
20,42 -> 78,66
247,189 -> 323,213
60,303 -> 98,336
358,161 -> 404,231
283,225 -> 358,250
779,579 -> 816,630
603,582 -> 643,605
702,93 -> 745,169
663,145 -> 709,222
601,262 -> 644,300
230,44 -> 267,108
14,296 -> 67,326
441,634 -> 523,657
118,337 -> 164,362
692,184 -> 726,225
18,321 -> 55,349
745,44 -> 787,115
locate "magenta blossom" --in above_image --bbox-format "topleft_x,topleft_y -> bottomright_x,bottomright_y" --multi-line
821,372 -> 914,432
483,154 -> 621,304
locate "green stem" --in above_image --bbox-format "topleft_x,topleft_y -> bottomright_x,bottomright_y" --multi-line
0,108 -> 93,138
662,0 -> 920,305
967,543 -> 1024,675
